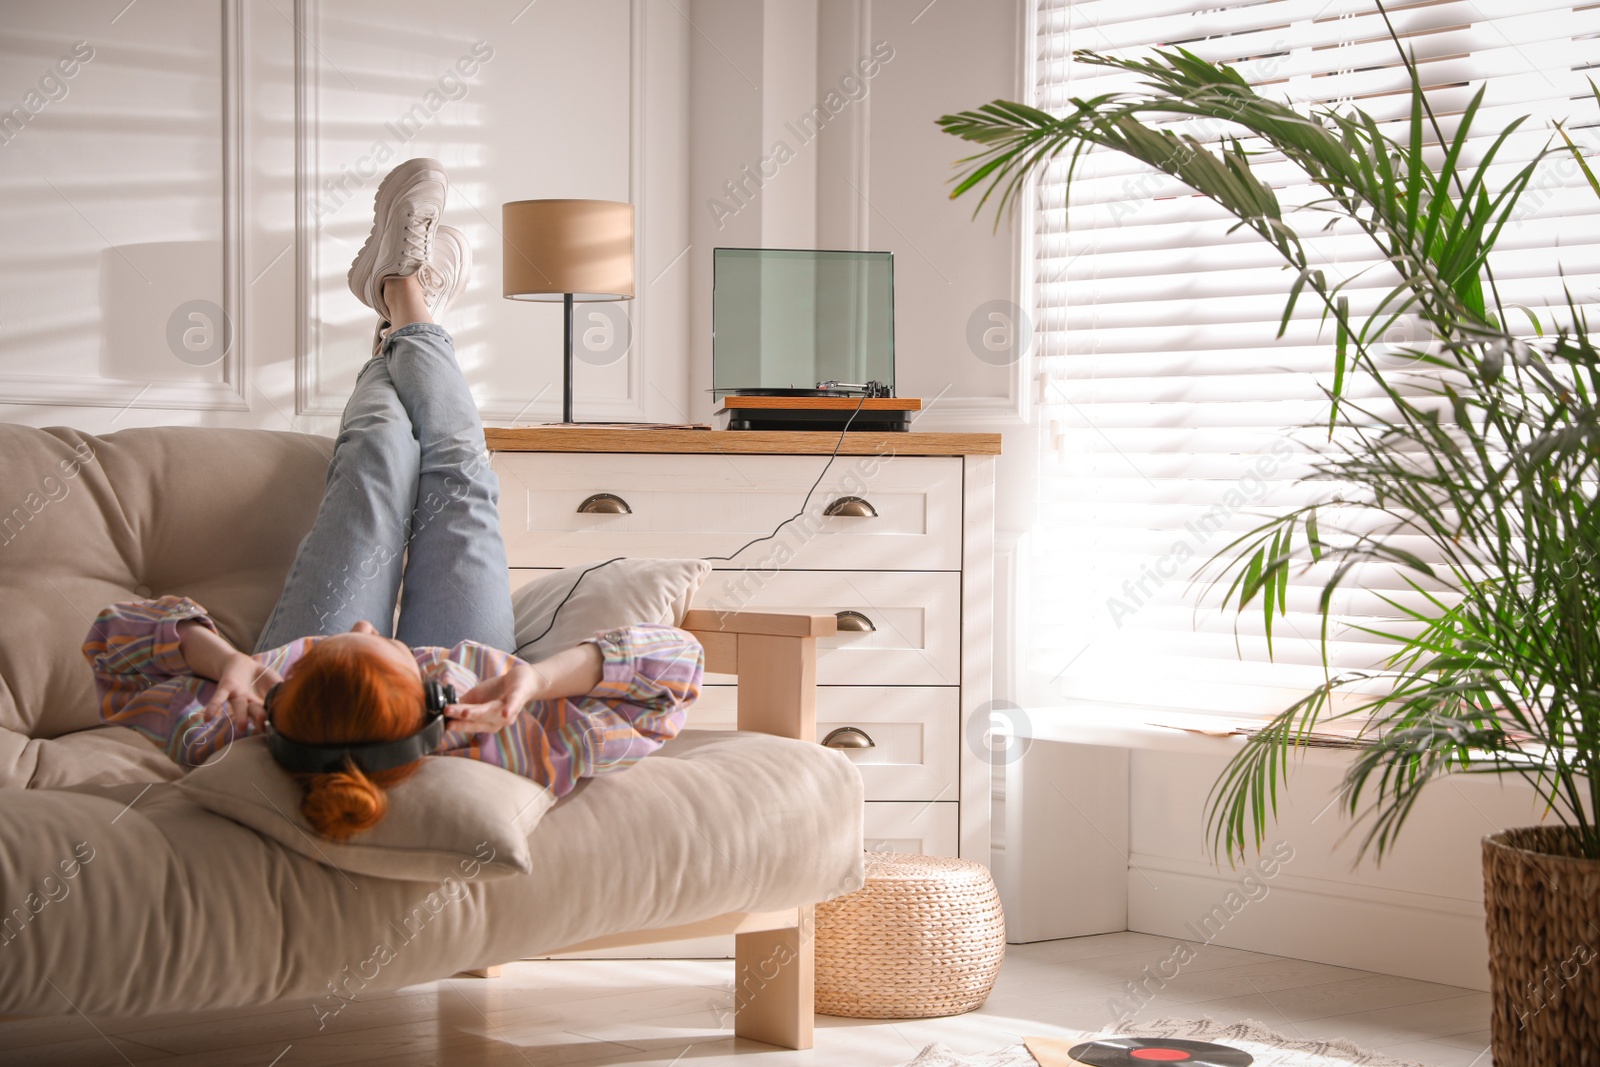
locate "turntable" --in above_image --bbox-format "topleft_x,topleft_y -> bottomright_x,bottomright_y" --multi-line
712,247 -> 920,432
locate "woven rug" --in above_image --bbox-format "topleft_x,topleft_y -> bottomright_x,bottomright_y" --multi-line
891,1017 -> 1429,1067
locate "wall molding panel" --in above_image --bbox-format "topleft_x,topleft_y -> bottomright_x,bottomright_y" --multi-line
0,0 -> 250,414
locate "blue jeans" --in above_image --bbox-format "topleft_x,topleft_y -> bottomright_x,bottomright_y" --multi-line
255,324 -> 515,652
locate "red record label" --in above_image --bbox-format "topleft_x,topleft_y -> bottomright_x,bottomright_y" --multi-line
1065,1038 -> 1254,1067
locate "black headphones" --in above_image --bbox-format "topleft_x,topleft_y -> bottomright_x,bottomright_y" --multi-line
263,677 -> 457,774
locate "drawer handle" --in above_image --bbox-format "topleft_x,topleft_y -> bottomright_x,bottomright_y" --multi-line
834,610 -> 875,632
577,492 -> 632,515
823,495 -> 877,518
823,726 -> 876,750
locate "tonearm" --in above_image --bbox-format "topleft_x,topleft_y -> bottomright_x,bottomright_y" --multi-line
815,380 -> 892,398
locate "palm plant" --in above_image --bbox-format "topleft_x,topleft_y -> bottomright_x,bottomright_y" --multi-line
939,28 -> 1600,863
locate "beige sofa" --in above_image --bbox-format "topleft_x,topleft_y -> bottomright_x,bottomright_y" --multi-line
0,424 -> 862,1050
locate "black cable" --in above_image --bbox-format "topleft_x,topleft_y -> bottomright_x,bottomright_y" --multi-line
513,556 -> 627,656
511,394 -> 869,657
700,393 -> 868,562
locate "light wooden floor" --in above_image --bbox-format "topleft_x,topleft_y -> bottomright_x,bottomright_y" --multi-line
0,933 -> 1491,1067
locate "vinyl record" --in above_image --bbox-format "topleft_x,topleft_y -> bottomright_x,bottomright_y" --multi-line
1064,1037 -> 1254,1066
720,388 -> 838,397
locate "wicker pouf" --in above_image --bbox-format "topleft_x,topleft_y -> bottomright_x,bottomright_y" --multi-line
814,851 -> 1006,1018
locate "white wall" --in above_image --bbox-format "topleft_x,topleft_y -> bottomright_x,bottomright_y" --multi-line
687,0 -> 1031,440
1124,747 -> 1541,991
0,0 -> 1028,628
0,0 -> 691,435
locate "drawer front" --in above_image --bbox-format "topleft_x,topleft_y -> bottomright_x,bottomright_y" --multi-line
505,568 -> 961,686
689,687 -> 958,802
864,801 -> 959,858
693,570 -> 960,686
493,452 -> 962,571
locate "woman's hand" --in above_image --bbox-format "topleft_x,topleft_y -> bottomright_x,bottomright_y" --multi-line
204,652 -> 282,733
446,660 -> 543,734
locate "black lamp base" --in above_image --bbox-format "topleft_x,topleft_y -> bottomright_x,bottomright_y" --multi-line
562,291 -> 575,424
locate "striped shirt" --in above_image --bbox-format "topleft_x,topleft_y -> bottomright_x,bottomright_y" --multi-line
83,596 -> 703,796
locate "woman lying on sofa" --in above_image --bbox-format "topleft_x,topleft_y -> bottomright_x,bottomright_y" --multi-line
82,158 -> 703,840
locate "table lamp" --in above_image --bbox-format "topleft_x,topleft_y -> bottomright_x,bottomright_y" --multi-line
501,199 -> 635,424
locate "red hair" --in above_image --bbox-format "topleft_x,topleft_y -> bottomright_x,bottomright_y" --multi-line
271,640 -> 425,841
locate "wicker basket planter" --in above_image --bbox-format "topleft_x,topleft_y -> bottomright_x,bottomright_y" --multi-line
814,851 -> 1006,1019
1484,827 -> 1600,1066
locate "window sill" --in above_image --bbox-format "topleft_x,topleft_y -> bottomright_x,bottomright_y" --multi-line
1014,702 -> 1360,767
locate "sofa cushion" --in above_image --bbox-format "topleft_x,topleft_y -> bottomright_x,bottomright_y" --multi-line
0,725 -> 183,790
1,730 -> 866,1017
175,738 -> 553,881
0,425 -> 329,787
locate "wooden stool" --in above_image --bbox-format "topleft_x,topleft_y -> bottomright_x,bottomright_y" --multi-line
814,851 -> 1006,1018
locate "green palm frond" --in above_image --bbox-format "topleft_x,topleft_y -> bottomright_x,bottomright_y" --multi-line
941,18 -> 1600,863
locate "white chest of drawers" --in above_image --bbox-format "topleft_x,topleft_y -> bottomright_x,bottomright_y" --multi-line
488,428 -> 1000,863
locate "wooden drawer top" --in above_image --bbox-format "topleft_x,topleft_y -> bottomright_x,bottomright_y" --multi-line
485,428 -> 1001,456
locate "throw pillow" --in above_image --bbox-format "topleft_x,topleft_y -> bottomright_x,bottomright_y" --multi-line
176,737 -> 552,881
511,558 -> 711,661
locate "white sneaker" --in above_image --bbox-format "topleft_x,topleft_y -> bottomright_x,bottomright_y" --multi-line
370,225 -> 472,356
422,224 -> 471,323
348,157 -> 448,323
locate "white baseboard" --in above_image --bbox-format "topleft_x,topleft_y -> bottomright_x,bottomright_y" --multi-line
1127,854 -> 1488,991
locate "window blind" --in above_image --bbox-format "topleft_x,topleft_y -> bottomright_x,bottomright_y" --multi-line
1028,0 -> 1600,715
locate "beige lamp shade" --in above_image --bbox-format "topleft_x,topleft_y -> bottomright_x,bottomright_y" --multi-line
501,199 -> 635,302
